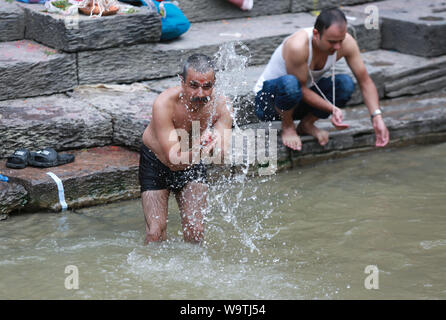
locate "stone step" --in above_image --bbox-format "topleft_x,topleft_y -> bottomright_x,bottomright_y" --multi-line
0,40 -> 77,101
77,9 -> 379,84
0,1 -> 25,42
19,3 -> 161,53
344,0 -> 446,57
0,146 -> 140,213
1,90 -> 446,214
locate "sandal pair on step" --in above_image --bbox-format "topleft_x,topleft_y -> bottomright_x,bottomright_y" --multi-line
6,148 -> 75,169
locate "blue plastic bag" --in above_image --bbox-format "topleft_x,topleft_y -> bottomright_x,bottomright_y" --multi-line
151,1 -> 190,41
16,0 -> 46,3
0,174 -> 8,182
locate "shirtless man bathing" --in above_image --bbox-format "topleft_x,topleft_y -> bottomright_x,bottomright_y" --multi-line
139,54 -> 232,244
254,7 -> 389,150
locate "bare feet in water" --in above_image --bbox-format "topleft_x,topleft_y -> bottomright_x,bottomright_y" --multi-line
281,123 -> 302,151
297,120 -> 329,146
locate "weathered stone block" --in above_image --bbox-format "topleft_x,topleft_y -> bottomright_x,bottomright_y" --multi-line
177,0 -> 291,23
0,1 -> 25,41
67,84 -> 158,150
20,3 -> 161,52
346,0 -> 446,57
0,182 -> 28,216
0,40 -> 77,101
0,146 -> 140,212
0,94 -> 113,158
337,50 -> 446,105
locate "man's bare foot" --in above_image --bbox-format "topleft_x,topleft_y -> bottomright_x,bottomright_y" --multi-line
281,124 -> 302,151
297,121 -> 329,146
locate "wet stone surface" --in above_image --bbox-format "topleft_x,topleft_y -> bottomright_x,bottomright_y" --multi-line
0,182 -> 28,217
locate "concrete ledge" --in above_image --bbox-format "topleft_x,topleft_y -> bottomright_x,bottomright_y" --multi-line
0,1 -> 25,42
0,40 -> 77,101
0,94 -> 113,158
20,3 -> 161,52
0,146 -> 140,212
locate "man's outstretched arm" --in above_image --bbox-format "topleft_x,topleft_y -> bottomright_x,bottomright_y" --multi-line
344,35 -> 389,147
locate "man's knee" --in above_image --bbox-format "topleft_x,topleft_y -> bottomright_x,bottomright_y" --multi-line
335,74 -> 355,103
275,75 -> 302,111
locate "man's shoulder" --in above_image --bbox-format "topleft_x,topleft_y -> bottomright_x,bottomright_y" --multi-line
339,33 -> 360,59
154,87 -> 180,107
283,29 -> 309,63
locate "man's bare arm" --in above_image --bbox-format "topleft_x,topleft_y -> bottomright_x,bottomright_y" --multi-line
343,34 -> 389,146
343,34 -> 380,114
150,94 -> 193,171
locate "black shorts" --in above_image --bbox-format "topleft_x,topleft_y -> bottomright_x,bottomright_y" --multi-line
139,144 -> 207,193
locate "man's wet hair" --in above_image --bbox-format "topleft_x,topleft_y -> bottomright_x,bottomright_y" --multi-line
181,54 -> 216,81
314,8 -> 347,37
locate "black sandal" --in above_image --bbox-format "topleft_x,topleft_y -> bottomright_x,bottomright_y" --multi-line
6,148 -> 30,169
29,148 -> 75,168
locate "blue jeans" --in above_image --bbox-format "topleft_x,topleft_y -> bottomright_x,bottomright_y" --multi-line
255,74 -> 355,121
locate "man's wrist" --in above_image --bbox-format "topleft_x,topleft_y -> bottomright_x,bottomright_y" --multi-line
370,109 -> 382,121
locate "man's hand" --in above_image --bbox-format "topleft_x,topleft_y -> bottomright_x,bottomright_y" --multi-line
372,115 -> 389,147
331,106 -> 349,130
200,129 -> 217,155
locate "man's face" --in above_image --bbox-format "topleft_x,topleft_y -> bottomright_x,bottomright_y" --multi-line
182,68 -> 215,109
314,23 -> 347,54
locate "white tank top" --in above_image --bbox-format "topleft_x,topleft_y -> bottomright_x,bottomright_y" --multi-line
254,27 -> 337,93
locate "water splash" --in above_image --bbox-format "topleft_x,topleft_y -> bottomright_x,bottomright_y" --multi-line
213,41 -> 251,130
202,42 -> 281,255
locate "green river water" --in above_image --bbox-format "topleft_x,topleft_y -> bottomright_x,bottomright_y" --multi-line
1,143 -> 445,299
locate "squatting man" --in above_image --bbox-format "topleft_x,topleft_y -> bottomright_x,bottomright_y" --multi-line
254,7 -> 389,150
139,54 -> 233,244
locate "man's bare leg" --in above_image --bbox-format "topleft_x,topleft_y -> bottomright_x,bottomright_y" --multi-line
297,113 -> 330,146
175,182 -> 208,243
275,106 -> 302,151
141,189 -> 170,244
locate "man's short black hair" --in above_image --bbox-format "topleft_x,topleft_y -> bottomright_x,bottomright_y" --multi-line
181,54 -> 216,81
314,8 -> 347,37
